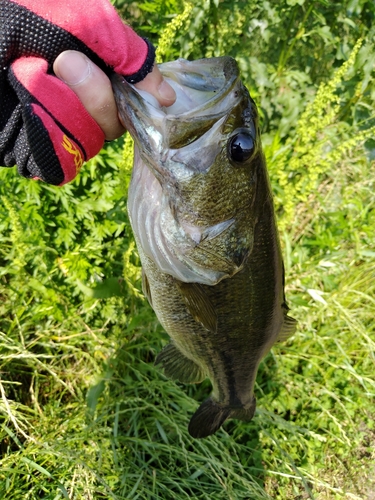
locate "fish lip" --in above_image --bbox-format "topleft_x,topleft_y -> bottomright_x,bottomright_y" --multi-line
158,56 -> 240,116
111,57 -> 242,137
112,56 -> 239,109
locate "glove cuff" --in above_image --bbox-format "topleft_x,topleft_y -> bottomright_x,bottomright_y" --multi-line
124,38 -> 155,84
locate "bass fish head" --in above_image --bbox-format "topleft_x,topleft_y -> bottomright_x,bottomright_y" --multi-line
112,57 -> 264,285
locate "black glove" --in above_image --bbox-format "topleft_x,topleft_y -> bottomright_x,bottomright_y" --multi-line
0,0 -> 155,185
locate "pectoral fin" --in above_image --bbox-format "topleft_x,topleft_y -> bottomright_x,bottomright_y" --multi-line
155,343 -> 206,384
176,282 -> 218,333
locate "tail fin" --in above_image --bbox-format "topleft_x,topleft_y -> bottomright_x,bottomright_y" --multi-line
188,397 -> 256,438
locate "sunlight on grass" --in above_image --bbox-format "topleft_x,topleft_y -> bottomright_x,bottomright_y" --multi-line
1,0 -> 375,498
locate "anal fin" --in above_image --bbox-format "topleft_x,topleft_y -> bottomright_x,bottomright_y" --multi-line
155,343 -> 206,384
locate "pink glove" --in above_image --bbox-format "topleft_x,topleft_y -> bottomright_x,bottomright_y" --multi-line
1,0 -> 155,185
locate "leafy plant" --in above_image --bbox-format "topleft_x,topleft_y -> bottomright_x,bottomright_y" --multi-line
1,0 -> 375,498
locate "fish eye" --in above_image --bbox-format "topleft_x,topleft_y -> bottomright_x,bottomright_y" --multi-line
228,132 -> 255,163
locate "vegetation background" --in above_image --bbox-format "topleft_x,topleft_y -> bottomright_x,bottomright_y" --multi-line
1,0 -> 375,498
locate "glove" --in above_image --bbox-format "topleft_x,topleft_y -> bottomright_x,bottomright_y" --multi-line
0,0 -> 155,185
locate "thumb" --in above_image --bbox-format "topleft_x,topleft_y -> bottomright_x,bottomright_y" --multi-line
53,50 -> 125,141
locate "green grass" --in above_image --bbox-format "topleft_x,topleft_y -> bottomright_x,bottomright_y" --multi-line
1,140 -> 374,500
1,0 -> 375,498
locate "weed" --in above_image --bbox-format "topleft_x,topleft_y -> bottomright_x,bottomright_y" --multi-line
1,1 -> 375,498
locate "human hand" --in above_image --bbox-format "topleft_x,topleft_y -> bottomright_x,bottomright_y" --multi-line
0,0 -> 175,185
53,51 -> 176,142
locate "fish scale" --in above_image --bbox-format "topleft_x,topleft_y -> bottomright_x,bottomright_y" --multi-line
112,56 -> 296,438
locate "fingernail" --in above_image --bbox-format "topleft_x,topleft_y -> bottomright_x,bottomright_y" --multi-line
158,79 -> 176,103
54,51 -> 91,86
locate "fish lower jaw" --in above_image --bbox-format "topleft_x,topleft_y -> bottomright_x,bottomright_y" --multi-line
128,150 -> 240,285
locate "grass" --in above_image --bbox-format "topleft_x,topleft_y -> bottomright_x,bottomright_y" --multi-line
1,1 -> 375,498
1,142 -> 374,499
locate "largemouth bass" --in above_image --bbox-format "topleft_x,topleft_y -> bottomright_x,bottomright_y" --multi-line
111,57 -> 296,439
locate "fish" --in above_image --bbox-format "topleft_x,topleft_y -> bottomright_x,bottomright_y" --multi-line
111,57 -> 296,439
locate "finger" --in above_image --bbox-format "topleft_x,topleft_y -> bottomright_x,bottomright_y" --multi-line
135,64 -> 176,107
53,50 -> 125,141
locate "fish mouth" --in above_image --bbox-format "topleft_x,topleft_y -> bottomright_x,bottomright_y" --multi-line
156,56 -> 240,117
111,56 -> 242,150
112,57 -> 253,286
